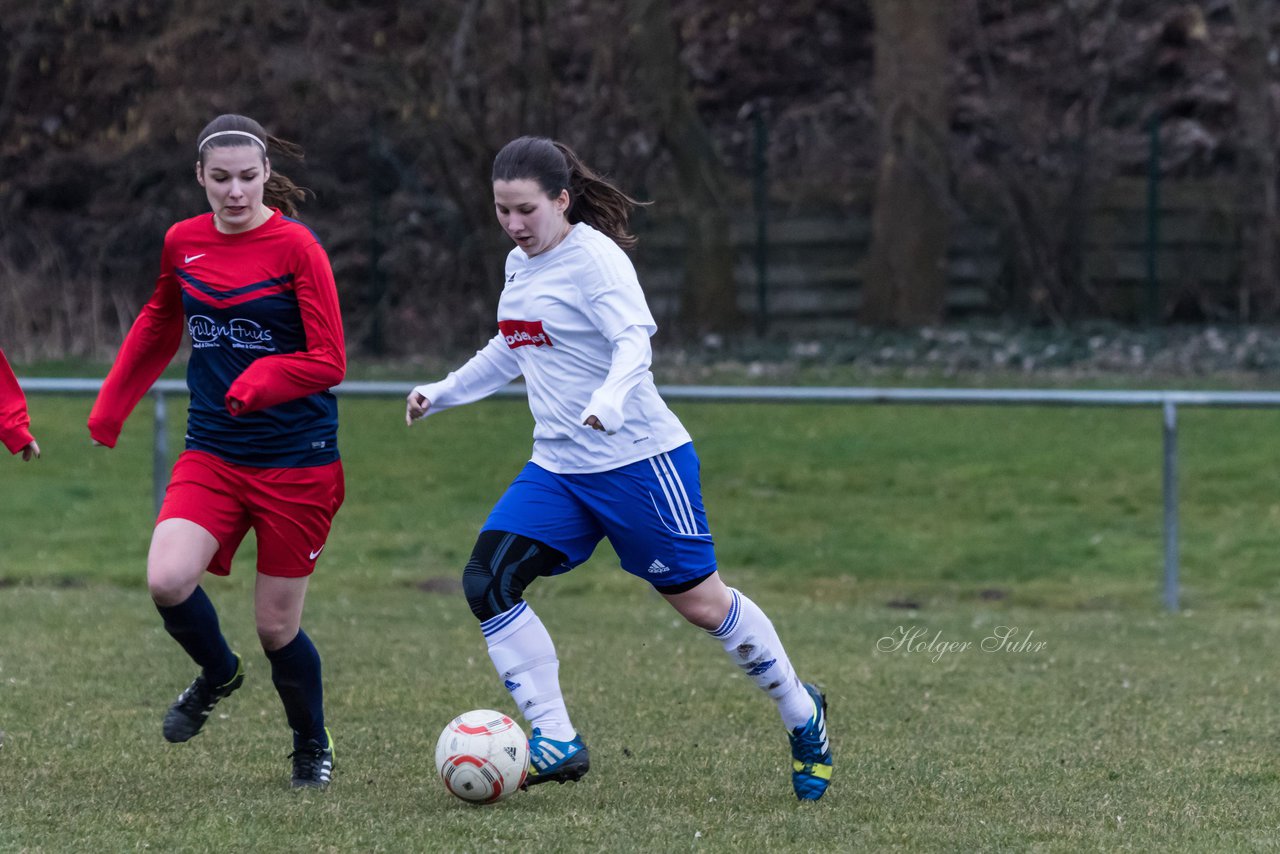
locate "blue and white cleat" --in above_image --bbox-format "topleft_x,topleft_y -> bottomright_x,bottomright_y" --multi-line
789,683 -> 832,801
523,728 -> 590,787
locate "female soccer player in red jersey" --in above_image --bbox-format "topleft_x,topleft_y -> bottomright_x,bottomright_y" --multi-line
88,114 -> 345,788
406,136 -> 832,800
0,347 -> 39,461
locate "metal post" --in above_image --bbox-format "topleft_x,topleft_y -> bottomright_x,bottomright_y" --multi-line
1162,399 -> 1179,611
153,389 -> 169,517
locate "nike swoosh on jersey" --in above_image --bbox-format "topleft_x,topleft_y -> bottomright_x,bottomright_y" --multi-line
184,253 -> 207,264
309,545 -> 325,560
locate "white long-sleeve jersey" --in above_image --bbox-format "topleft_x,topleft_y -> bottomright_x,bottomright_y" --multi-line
412,223 -> 691,474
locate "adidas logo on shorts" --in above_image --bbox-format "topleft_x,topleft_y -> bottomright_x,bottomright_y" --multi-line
647,559 -> 670,574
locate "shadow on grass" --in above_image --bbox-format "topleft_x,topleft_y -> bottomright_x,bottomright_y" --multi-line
0,576 -> 87,589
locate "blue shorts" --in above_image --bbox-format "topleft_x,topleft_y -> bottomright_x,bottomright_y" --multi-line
482,442 -> 717,587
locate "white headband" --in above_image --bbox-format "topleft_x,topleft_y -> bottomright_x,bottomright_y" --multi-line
198,130 -> 267,152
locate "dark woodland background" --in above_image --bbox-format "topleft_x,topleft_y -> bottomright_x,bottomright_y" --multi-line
3,0 -> 1279,360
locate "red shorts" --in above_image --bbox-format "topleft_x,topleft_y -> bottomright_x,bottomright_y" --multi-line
157,450 -> 345,578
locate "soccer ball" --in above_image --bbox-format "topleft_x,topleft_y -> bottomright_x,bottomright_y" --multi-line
435,709 -> 530,804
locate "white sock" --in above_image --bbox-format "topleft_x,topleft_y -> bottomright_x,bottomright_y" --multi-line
480,601 -> 576,741
709,588 -> 814,731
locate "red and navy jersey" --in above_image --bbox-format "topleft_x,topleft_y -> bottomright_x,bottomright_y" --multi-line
0,347 -> 35,455
89,210 -> 345,467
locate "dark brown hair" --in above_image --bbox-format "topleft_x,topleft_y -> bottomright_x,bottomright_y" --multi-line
492,136 -> 649,250
196,114 -> 308,217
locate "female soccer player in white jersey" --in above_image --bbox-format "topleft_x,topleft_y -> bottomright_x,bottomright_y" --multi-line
406,136 -> 832,800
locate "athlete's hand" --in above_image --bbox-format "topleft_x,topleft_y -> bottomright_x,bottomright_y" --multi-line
583,415 -> 605,431
20,440 -> 39,461
406,391 -> 431,425
226,397 -> 245,415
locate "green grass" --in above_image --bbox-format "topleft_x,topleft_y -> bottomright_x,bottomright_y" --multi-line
5,389 -> 1280,850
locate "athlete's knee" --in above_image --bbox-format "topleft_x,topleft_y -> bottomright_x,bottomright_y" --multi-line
461,551 -> 500,619
461,530 -> 566,622
254,576 -> 307,651
658,571 -> 726,630
256,613 -> 300,651
147,519 -> 216,605
147,557 -> 201,606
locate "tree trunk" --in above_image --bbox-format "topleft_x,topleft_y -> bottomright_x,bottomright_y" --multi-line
1231,0 -> 1278,319
862,0 -> 951,327
518,0 -> 556,137
627,0 -> 741,341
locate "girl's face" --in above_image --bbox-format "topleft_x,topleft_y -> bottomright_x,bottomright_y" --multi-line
196,145 -> 270,234
493,178 -> 570,257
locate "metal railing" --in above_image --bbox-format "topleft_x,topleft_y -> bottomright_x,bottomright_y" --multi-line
28,377 -> 1280,612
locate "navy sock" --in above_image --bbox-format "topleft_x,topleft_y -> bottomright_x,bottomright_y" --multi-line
155,586 -> 237,686
265,628 -> 326,748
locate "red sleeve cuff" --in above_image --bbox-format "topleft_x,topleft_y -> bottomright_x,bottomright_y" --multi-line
225,383 -> 253,415
2,427 -> 34,455
87,418 -> 120,448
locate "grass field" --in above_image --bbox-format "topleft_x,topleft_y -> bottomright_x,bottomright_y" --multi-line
5,385 -> 1280,851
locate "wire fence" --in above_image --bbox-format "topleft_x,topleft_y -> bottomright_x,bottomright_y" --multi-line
26,378 -> 1280,612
